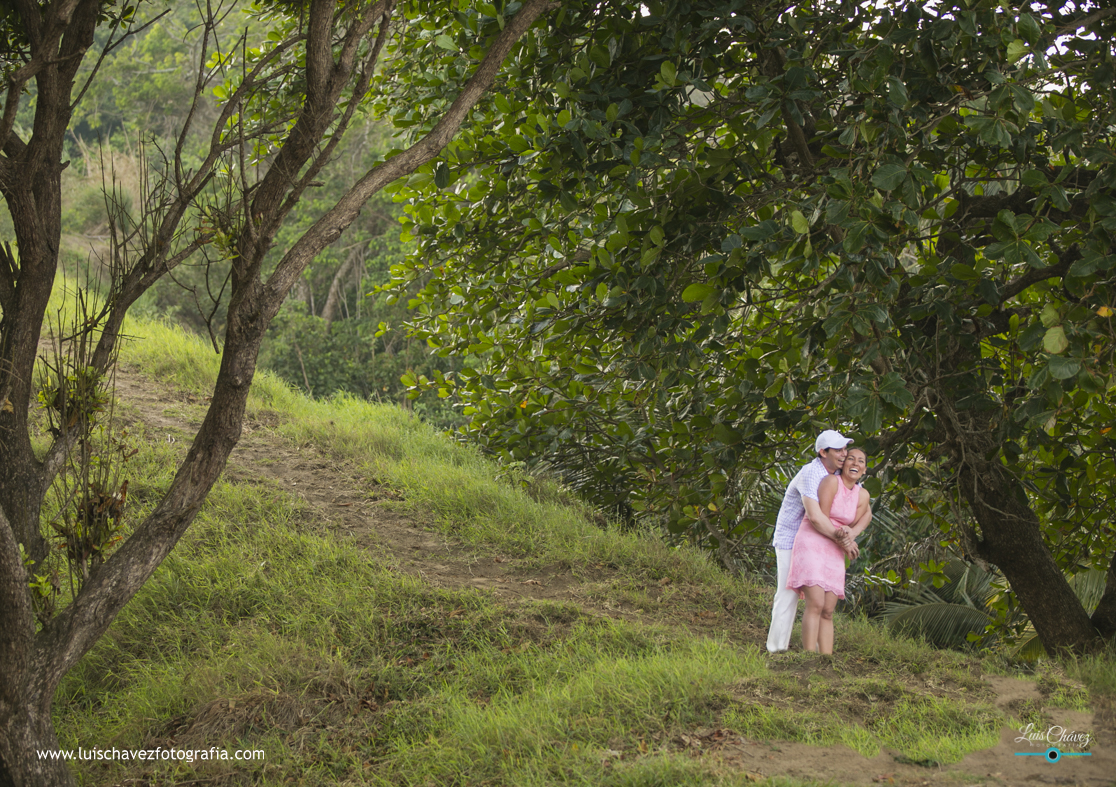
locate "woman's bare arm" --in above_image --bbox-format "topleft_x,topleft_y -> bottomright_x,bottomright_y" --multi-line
846,488 -> 872,540
804,475 -> 846,543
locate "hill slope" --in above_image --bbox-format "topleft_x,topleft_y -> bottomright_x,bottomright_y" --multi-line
47,323 -> 1113,787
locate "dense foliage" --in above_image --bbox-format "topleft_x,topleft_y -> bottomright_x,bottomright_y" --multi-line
388,0 -> 1116,652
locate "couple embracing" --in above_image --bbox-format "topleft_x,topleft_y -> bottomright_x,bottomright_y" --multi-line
766,430 -> 871,655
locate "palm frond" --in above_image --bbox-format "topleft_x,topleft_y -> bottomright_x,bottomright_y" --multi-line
880,583 -> 951,611
938,560 -> 996,607
884,602 -> 992,648
1068,568 -> 1107,615
1015,632 -> 1047,662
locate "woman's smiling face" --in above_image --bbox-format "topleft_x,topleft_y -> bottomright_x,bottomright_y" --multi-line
843,449 -> 867,481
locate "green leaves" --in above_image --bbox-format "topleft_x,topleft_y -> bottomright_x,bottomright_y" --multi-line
659,60 -> 677,87
878,373 -> 915,409
846,384 -> 883,435
740,220 -> 778,241
681,283 -> 717,302
871,164 -> 908,192
845,373 -> 914,435
385,0 -> 1116,593
1042,326 -> 1068,354
1046,356 -> 1080,380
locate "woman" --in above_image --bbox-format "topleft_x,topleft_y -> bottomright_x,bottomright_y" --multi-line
786,448 -> 871,654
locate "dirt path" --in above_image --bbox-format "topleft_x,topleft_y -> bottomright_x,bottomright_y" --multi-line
110,363 -> 1114,787
112,363 -> 606,611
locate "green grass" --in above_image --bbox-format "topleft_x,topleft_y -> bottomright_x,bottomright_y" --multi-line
40,306 -> 1116,787
871,696 -> 1001,764
386,638 -> 757,786
1066,652 -> 1116,700
55,472 -> 761,785
117,311 -> 756,598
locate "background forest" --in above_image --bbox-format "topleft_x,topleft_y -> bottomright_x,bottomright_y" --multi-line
15,0 -> 1113,656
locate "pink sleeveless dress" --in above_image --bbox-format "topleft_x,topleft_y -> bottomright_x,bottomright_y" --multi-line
786,480 -> 859,598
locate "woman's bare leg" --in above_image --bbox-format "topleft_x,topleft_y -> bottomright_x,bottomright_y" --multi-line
818,591 -> 839,654
801,586 -> 826,652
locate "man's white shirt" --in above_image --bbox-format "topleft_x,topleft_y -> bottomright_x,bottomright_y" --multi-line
771,457 -> 833,550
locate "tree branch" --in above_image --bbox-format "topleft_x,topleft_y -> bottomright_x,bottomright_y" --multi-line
1000,249 -> 1077,303
278,1 -> 395,228
1054,7 -> 1116,35
23,0 -> 560,694
250,1 -> 392,250
70,8 -> 171,112
266,0 -> 560,303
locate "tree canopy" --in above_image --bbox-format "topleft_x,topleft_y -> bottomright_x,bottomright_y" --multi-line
389,0 -> 1116,654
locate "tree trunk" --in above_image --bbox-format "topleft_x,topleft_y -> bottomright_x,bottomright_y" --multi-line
1090,550 -> 1116,640
955,449 -> 1103,654
320,248 -> 362,328
0,701 -> 73,787
0,0 -> 103,567
0,265 -> 51,564
0,280 -> 270,787
0,507 -> 69,787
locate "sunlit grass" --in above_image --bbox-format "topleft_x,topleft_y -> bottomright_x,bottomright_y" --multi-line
55,464 -> 768,785
114,310 -> 754,599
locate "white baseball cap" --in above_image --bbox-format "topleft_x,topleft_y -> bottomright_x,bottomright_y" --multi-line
815,430 -> 853,452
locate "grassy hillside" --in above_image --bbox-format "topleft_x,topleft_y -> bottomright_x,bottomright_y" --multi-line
41,311 -> 1113,787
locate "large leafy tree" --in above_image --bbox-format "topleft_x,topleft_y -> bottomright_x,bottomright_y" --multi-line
0,1 -> 555,784
391,0 -> 1116,653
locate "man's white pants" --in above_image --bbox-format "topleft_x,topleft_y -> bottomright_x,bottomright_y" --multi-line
766,547 -> 798,652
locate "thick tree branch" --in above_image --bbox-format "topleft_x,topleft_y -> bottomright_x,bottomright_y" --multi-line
249,1 -> 392,251
279,2 -> 395,228
0,0 -> 71,152
1054,6 -> 1116,34
11,0 -> 45,49
1000,249 -> 1077,302
955,169 -> 1097,225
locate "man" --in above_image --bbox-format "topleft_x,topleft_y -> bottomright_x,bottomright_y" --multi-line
766,430 -> 859,653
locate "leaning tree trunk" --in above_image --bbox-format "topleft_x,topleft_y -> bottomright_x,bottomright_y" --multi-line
0,274 -> 281,787
320,248 -> 363,328
948,423 -> 1103,653
1091,552 -> 1116,640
